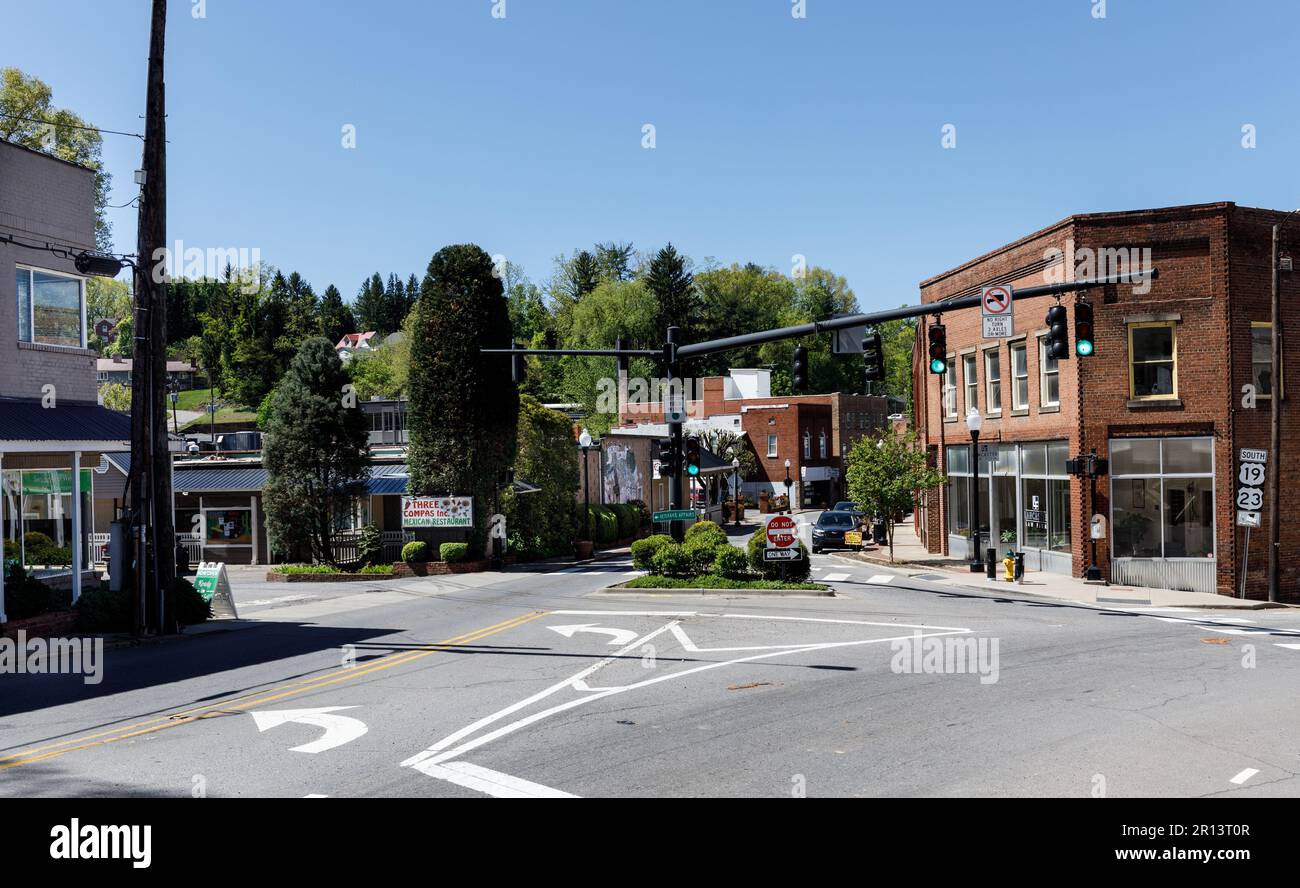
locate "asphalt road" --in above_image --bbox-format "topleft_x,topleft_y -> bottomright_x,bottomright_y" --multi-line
4,529 -> 1300,798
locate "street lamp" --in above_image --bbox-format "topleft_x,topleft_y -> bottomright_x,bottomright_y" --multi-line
731,457 -> 741,528
965,408 -> 984,572
578,429 -> 595,541
783,458 -> 792,514
1269,209 -> 1300,603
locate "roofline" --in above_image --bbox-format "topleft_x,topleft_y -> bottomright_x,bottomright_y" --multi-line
919,201 -> 1238,289
0,136 -> 98,176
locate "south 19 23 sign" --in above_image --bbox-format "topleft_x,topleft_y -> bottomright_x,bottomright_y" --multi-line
401,496 -> 474,528
1236,449 -> 1266,527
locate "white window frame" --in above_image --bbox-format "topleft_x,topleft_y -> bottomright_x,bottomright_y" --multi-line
1038,337 -> 1060,407
767,434 -> 778,458
962,353 -> 978,414
16,264 -> 88,349
942,357 -> 957,419
984,348 -> 1002,415
1010,342 -> 1029,411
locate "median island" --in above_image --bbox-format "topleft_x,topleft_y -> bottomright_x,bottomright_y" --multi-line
615,521 -> 828,594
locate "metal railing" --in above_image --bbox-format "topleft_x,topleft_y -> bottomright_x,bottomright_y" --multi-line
331,530 -> 413,564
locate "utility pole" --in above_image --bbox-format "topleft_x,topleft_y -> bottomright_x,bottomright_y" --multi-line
129,0 -> 175,633
1269,222 -> 1282,604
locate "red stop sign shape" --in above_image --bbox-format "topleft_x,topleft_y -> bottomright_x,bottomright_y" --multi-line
767,515 -> 797,548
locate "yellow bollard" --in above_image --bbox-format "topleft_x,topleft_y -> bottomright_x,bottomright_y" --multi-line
1003,552 -> 1015,582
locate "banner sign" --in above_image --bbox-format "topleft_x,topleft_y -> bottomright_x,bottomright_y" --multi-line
401,496 -> 474,528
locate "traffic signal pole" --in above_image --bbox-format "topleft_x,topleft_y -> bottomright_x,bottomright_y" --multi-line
484,270 -> 1156,547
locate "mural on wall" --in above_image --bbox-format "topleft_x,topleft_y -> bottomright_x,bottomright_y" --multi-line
602,444 -> 642,504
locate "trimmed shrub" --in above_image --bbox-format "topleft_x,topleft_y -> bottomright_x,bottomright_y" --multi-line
358,564 -> 395,575
626,499 -> 651,530
651,542 -> 692,577
273,564 -> 342,575
401,540 -> 430,563
171,578 -> 211,626
611,504 -> 639,539
712,546 -> 750,579
357,524 -> 383,567
683,536 -> 722,575
75,586 -> 132,633
746,530 -> 811,582
685,520 -> 728,549
579,506 -> 620,544
631,535 -> 674,572
3,566 -> 67,621
440,542 -> 470,563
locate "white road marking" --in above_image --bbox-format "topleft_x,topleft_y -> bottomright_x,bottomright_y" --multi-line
822,573 -> 850,582
867,575 -> 894,584
1275,643 -> 1300,650
548,623 -> 639,646
1229,768 -> 1259,785
240,595 -> 316,608
251,706 -> 368,754
403,613 -> 971,775
303,794 -> 329,798
412,760 -> 578,798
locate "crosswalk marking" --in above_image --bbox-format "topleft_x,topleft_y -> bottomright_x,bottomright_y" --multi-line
1274,643 -> 1300,650
867,575 -> 894,585
822,573 -> 850,583
1229,768 -> 1259,786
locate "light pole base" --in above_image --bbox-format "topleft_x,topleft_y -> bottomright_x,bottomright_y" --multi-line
1084,565 -> 1102,582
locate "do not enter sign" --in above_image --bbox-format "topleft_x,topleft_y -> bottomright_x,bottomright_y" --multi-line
766,515 -> 797,549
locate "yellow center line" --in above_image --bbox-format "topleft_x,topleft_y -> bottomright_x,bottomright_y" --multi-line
0,610 -> 546,771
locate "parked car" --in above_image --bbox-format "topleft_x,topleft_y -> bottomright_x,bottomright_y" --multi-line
812,510 -> 864,553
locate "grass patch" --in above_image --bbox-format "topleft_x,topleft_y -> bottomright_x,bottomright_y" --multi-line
622,575 -> 827,591
357,564 -> 394,575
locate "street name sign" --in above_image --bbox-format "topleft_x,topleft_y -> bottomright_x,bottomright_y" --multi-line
980,285 -> 1014,339
653,509 -> 697,523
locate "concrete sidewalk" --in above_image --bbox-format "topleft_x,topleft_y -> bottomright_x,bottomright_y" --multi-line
844,521 -> 1286,610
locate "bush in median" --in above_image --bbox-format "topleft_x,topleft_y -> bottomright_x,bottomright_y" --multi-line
651,542 -> 692,577
746,530 -> 811,582
401,540 -> 430,563
685,520 -> 728,549
631,534 -> 674,572
440,542 -> 470,563
711,545 -> 750,579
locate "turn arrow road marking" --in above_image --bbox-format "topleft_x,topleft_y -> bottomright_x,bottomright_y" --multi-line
251,706 -> 368,754
548,623 -> 639,646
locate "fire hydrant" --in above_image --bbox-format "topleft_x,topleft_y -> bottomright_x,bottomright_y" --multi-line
1003,550 -> 1016,582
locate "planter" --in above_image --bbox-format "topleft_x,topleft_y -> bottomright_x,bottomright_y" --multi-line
397,559 -> 490,576
268,571 -> 395,583
574,540 -> 595,559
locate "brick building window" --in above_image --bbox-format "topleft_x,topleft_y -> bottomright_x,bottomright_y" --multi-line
942,358 -> 957,419
803,430 -> 811,459
16,266 -> 85,348
962,353 -> 978,414
819,431 -> 827,459
1252,322 -> 1272,398
1010,342 -> 1029,410
984,349 -> 1002,414
1128,322 -> 1177,399
1038,337 -> 1060,407
1110,437 -> 1214,559
767,434 -> 778,458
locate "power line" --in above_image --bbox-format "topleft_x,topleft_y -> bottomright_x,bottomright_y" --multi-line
0,111 -> 144,140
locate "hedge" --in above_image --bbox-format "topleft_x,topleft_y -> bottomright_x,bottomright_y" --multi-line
578,505 -> 620,544
401,540 -> 430,563
440,542 -> 470,563
685,520 -> 728,549
631,535 -> 674,571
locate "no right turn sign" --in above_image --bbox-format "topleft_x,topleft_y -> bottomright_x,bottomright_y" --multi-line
981,285 -> 1014,338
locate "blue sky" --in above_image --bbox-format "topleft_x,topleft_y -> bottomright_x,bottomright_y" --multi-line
6,0 -> 1298,310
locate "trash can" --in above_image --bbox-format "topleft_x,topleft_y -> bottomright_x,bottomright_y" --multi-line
985,547 -> 997,580
1014,551 -> 1026,582
872,517 -> 888,546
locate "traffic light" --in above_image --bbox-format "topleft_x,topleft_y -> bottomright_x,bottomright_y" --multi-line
862,331 -> 885,382
510,342 -> 525,385
684,436 -> 702,477
927,324 -> 947,374
657,438 -> 678,477
614,336 -> 629,375
1074,300 -> 1095,356
1045,304 -> 1070,360
792,346 -> 809,392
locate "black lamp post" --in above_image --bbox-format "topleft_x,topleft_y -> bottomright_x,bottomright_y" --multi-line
731,457 -> 741,528
966,408 -> 984,572
578,428 -> 595,540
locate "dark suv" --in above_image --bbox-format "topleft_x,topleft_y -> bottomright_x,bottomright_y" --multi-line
811,510 -> 862,553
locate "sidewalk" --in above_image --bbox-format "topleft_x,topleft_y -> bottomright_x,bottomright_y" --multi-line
843,521 -> 1286,610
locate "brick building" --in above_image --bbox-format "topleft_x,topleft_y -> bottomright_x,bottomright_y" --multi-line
912,201 -> 1297,600
617,369 -> 897,509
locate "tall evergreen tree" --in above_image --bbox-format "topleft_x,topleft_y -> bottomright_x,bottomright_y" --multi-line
405,274 -> 421,314
407,244 -> 519,547
565,250 -> 600,301
318,284 -> 355,344
594,242 -> 635,282
644,243 -> 695,340
263,337 -> 370,565
354,272 -> 386,334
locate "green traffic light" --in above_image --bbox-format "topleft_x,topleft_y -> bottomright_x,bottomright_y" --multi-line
688,465 -> 700,476
1076,340 -> 1094,357
930,358 -> 947,374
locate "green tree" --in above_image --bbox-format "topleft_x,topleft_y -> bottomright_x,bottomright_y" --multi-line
86,276 -> 132,355
353,272 -> 387,335
700,429 -> 758,480
1,68 -> 113,249
348,347 -> 402,401
407,244 -> 519,544
502,396 -> 580,557
844,430 -> 944,561
693,263 -> 793,376
99,383 -> 131,412
318,284 -> 355,344
262,338 -> 370,566
644,243 -> 695,340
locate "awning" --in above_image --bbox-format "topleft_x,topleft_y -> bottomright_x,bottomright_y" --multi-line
0,398 -> 131,452
173,466 -> 268,494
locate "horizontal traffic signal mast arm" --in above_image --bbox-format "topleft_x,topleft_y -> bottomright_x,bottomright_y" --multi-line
673,270 -> 1156,359
480,347 -> 665,357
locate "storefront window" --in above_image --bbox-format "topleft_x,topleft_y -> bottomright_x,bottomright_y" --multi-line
205,509 -> 253,546
1110,437 -> 1214,560
1018,442 -> 1070,555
